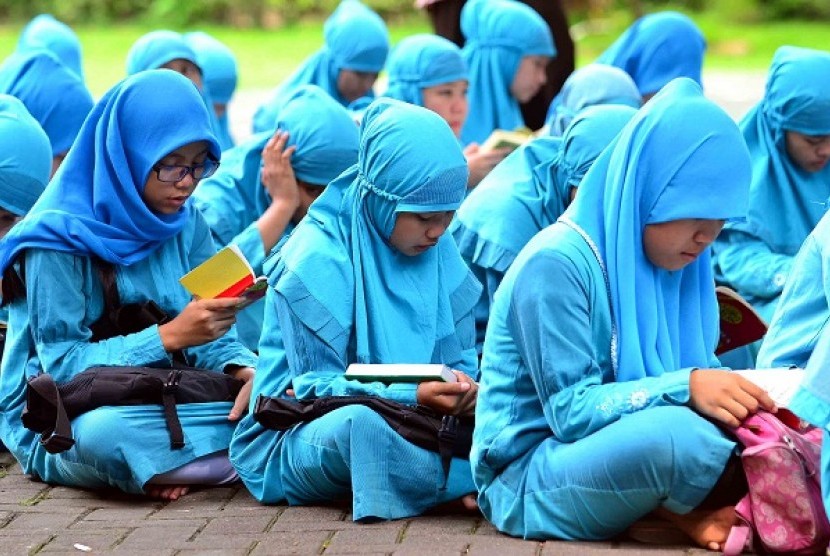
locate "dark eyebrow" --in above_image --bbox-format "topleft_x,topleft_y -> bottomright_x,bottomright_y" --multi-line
160,148 -> 210,164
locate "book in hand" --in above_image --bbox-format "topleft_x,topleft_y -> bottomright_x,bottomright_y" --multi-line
480,128 -> 534,153
179,245 -> 267,309
715,286 -> 768,356
731,367 -> 804,408
344,364 -> 458,384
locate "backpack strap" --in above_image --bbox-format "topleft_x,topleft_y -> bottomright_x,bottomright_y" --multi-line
25,374 -> 76,454
162,369 -> 185,449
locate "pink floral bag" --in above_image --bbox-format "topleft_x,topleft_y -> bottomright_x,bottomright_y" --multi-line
723,409 -> 830,555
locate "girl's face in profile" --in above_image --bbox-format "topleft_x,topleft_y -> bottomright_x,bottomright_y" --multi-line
337,69 -> 379,103
162,58 -> 203,91
422,80 -> 469,138
142,141 -> 212,215
510,55 -> 549,103
389,211 -> 454,256
643,218 -> 725,271
785,131 -> 830,173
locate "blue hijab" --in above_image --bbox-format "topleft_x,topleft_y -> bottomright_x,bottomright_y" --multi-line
0,70 -> 220,273
460,0 -> 556,146
0,50 -> 93,157
17,14 -> 84,80
384,34 -> 468,106
269,98 -> 480,363
561,78 -> 751,381
597,11 -> 705,97
252,0 -> 389,133
545,63 -> 641,136
0,95 -> 51,216
195,85 -> 359,220
184,31 -> 238,150
721,46 -> 830,257
453,104 -> 636,273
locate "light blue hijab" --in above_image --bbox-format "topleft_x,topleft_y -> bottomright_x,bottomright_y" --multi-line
721,46 -> 830,257
195,85 -> 359,219
384,34 -> 468,106
545,63 -> 641,136
17,14 -> 84,80
0,50 -> 93,157
0,70 -> 220,273
0,95 -> 51,216
459,0 -> 556,146
185,31 -> 238,150
453,104 -> 636,273
561,78 -> 751,381
269,98 -> 480,363
252,0 -> 389,133
597,11 -> 705,97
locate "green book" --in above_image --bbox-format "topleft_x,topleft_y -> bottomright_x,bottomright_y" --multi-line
344,364 -> 457,384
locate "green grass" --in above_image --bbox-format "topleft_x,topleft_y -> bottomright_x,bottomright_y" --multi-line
1,9 -> 830,97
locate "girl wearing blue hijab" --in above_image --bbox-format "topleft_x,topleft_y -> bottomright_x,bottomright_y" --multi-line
712,47 -> 830,362
545,64 -> 641,136
384,33 -> 506,188
597,11 -> 705,101
451,104 -> 637,351
0,50 -> 93,177
230,98 -> 482,519
459,0 -> 556,147
472,79 -> 775,548
0,70 -> 257,502
252,0 -> 389,134
185,31 -> 239,150
17,14 -> 84,80
192,85 -> 360,350
126,30 -> 227,150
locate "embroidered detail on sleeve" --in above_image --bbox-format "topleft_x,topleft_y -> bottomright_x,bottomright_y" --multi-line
773,273 -> 787,288
597,388 -> 651,417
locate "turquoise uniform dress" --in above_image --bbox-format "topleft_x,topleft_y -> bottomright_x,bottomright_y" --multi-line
545,64 -> 641,136
17,14 -> 84,80
459,0 -> 555,146
252,0 -> 389,133
712,47 -> 830,329
451,105 -> 636,351
230,99 -> 482,520
0,49 -> 93,158
192,85 -> 360,350
596,11 -> 705,98
472,79 -> 752,540
0,71 -> 256,494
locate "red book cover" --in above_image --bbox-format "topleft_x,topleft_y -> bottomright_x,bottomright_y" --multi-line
715,286 -> 768,356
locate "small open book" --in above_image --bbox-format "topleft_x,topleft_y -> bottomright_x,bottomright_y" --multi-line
480,128 -> 534,153
732,367 -> 804,408
345,364 -> 457,384
716,286 -> 768,356
179,245 -> 267,309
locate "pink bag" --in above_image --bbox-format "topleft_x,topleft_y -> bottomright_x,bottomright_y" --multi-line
723,409 -> 830,555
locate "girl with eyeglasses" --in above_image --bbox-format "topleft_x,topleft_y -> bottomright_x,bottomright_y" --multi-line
0,70 -> 257,502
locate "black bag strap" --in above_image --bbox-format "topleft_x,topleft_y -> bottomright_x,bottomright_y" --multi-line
162,369 -> 185,450
24,374 -> 76,454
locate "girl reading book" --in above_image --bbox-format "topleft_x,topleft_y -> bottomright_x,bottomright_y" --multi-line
472,79 -> 775,549
0,70 -> 256,501
230,98 -> 481,519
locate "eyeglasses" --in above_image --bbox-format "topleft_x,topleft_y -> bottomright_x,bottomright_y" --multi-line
152,157 -> 220,183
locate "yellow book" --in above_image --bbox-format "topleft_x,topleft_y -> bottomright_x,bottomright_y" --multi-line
480,128 -> 534,153
179,245 -> 267,308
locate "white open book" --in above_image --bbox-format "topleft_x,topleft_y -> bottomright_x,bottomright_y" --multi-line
732,367 -> 804,408
345,364 -> 457,384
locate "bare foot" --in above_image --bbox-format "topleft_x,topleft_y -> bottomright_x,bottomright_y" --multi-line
656,506 -> 738,551
145,485 -> 190,501
460,493 -> 478,512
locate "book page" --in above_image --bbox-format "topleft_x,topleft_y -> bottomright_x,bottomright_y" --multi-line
179,245 -> 256,299
732,367 -> 804,408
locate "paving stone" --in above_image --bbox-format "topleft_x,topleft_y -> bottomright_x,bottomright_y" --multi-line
70,518 -> 207,531
201,515 -> 275,535
4,511 -> 83,531
466,536 -> 544,555
115,527 -> 212,550
402,515 -> 479,535
250,531 -> 333,555
330,527 -> 402,545
170,533 -> 261,551
38,530 -> 127,553
84,507 -> 158,521
278,505 -> 349,523
0,533 -> 53,553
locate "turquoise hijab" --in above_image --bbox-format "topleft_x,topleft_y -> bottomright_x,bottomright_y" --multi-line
252,0 -> 389,133
17,14 -> 84,80
184,31 -> 238,150
0,50 -> 93,157
459,0 -> 555,146
0,70 -> 220,273
269,98 -> 479,363
545,63 -> 641,136
561,78 -> 751,381
195,85 -> 359,219
453,104 -> 636,273
0,95 -> 51,216
384,34 -> 468,106
721,46 -> 830,257
597,11 -> 705,97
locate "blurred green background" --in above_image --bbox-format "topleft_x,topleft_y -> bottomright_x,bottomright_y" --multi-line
1,0 -> 829,96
